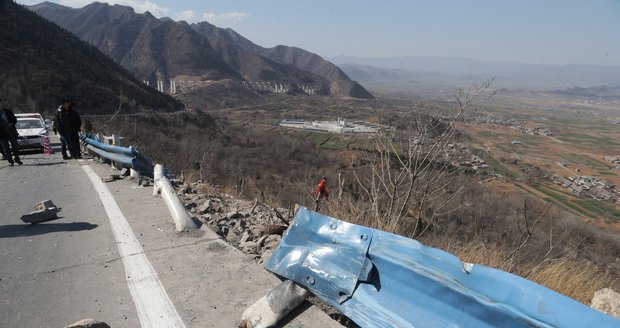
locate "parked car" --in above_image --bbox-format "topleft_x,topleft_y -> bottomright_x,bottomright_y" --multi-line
15,113 -> 45,121
15,117 -> 48,151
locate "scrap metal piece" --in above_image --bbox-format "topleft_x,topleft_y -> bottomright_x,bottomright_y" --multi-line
20,200 -> 61,224
265,207 -> 620,328
265,207 -> 372,304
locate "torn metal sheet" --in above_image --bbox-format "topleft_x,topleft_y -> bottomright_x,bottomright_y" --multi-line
266,207 -> 620,328
265,208 -> 373,303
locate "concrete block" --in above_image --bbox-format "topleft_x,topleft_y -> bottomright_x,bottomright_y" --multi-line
101,174 -> 121,183
240,280 -> 310,328
65,318 -> 111,328
20,200 -> 61,224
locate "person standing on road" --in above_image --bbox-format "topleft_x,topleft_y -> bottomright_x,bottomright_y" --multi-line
55,98 -> 81,159
67,102 -> 82,159
0,97 -> 23,166
54,99 -> 70,159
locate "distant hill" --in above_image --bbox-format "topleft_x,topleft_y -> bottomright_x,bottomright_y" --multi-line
31,2 -> 372,99
551,86 -> 620,101
333,56 -> 620,91
0,0 -> 183,115
191,23 -> 372,99
28,2 -> 239,82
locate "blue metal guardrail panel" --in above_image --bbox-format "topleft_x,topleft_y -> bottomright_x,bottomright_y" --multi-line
83,136 -> 154,177
85,144 -> 135,167
83,137 -> 138,157
265,207 -> 620,328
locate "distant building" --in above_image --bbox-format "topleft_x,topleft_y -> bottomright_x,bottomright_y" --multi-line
604,156 -> 620,164
279,118 -> 381,134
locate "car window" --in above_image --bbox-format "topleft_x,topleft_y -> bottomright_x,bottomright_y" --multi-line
16,114 -> 44,121
16,119 -> 44,129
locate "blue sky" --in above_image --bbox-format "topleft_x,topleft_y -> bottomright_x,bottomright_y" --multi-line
17,0 -> 620,66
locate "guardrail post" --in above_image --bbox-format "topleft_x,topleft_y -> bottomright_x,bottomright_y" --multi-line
112,134 -> 122,170
130,168 -> 141,183
153,164 -> 163,196
153,164 -> 196,231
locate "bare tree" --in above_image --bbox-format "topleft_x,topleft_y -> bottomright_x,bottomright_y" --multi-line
100,88 -> 128,135
352,79 -> 496,237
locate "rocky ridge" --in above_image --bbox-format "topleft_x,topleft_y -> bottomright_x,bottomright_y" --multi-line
30,2 -> 372,99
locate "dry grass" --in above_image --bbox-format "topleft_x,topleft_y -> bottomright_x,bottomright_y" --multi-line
524,259 -> 617,303
442,242 -> 513,271
192,182 -> 220,196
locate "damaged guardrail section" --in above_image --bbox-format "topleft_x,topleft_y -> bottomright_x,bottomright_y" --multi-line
83,136 -> 154,177
266,207 -> 620,328
83,134 -> 197,232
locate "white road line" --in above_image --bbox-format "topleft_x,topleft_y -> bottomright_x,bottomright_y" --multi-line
82,165 -> 186,328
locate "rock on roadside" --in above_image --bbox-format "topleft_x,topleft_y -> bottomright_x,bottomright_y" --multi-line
64,318 -> 111,328
20,200 -> 61,224
591,288 -> 620,319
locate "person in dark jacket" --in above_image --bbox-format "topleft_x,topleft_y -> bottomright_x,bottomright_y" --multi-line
0,97 -> 22,166
55,99 -> 81,159
54,99 -> 71,159
67,102 -> 81,159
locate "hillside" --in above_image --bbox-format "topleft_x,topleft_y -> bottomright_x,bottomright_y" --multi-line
192,23 -> 373,99
28,2 -> 239,82
0,0 -> 183,115
30,2 -> 372,99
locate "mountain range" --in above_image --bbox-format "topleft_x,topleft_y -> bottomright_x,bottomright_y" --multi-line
29,2 -> 372,99
332,56 -> 620,92
0,0 -> 183,115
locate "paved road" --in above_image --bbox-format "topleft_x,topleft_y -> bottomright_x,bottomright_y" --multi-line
0,138 -> 140,327
0,136 -> 339,328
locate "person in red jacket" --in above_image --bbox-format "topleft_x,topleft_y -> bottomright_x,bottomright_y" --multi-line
314,176 -> 329,211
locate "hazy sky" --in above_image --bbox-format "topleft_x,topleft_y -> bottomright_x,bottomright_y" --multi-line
17,0 -> 620,66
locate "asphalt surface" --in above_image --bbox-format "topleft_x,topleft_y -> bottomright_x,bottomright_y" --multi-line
0,138 -> 140,327
0,136 -> 339,328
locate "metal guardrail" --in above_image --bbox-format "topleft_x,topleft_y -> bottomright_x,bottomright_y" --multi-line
266,207 -> 620,328
83,134 -> 195,232
82,135 -> 154,177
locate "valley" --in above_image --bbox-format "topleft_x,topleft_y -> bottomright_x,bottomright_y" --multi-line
2,1 -> 620,322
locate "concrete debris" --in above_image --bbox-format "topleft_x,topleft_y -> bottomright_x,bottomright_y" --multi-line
101,174 -> 121,183
263,234 -> 282,251
178,183 -> 351,326
180,186 -> 293,262
239,280 -> 311,328
20,200 -> 61,224
64,318 -> 111,328
197,199 -> 213,214
591,288 -> 620,319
